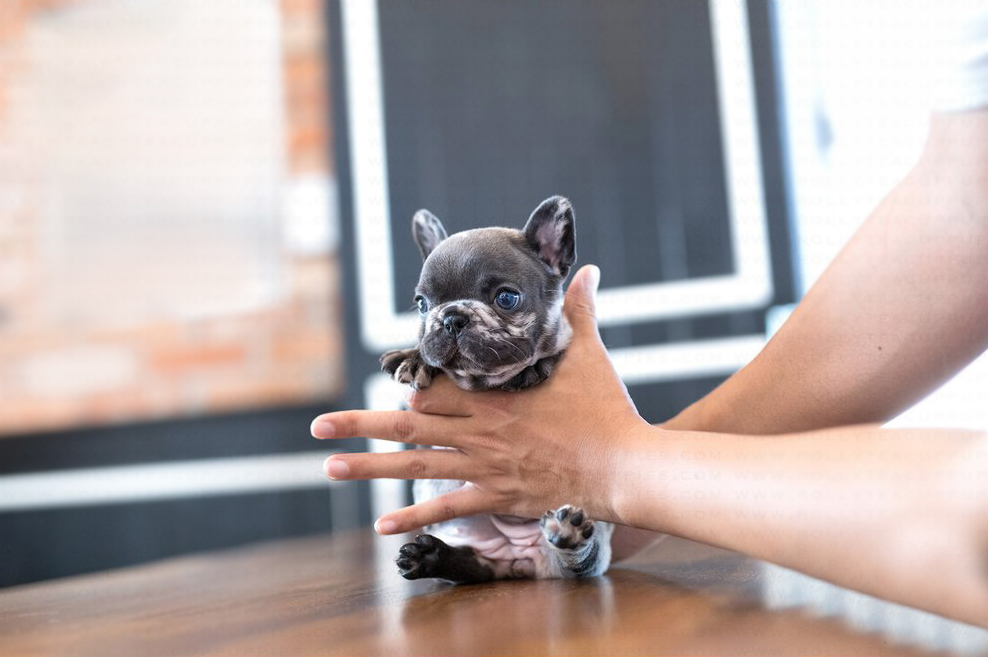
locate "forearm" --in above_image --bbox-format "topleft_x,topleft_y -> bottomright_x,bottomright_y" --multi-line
667,110 -> 988,435
612,423 -> 988,626
616,113 -> 988,559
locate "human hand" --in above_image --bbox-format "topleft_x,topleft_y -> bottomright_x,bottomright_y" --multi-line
311,265 -> 649,534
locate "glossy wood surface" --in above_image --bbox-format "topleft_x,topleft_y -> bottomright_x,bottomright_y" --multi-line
0,530 -> 954,656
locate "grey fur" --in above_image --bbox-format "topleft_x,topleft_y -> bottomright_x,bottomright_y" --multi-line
412,209 -> 448,260
381,196 -> 612,583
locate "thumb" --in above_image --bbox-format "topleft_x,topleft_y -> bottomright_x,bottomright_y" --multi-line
563,264 -> 601,338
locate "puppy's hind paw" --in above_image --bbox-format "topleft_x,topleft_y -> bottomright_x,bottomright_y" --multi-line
380,348 -> 435,389
396,534 -> 446,580
541,504 -> 594,551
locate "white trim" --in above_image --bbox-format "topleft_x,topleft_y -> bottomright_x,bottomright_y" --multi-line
340,0 -> 396,352
341,0 -> 773,351
709,0 -> 771,291
771,0 -> 823,297
610,335 -> 764,385
0,451 -> 338,513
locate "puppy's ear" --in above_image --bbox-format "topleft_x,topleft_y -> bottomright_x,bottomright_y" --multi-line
523,196 -> 576,277
412,210 -> 448,260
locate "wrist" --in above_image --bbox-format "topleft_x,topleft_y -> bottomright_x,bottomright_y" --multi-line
605,421 -> 677,530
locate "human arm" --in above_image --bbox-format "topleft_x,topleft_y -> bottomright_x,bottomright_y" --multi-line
609,108 -> 988,565
613,423 -> 988,628
584,108 -> 988,559
312,266 -> 988,626
666,109 -> 988,435
614,110 -> 988,556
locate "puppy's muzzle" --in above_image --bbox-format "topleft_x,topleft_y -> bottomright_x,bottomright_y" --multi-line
442,311 -> 469,338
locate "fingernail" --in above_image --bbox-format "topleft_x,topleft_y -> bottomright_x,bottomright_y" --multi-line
375,519 -> 397,534
310,418 -> 334,438
587,265 -> 600,294
402,387 -> 415,404
326,458 -> 349,479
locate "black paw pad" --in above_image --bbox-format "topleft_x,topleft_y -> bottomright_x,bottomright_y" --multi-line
396,534 -> 444,580
542,504 -> 595,551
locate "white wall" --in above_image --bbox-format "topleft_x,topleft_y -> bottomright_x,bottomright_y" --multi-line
774,0 -> 988,430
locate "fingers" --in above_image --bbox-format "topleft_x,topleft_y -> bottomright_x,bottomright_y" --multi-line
563,264 -> 601,341
311,410 -> 466,447
374,484 -> 489,534
404,375 -> 475,417
324,448 -> 472,482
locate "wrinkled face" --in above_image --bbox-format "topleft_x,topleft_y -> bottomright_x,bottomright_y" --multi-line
415,230 -> 562,389
410,197 -> 576,390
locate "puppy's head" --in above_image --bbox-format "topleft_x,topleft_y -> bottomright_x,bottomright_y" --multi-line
411,196 -> 576,390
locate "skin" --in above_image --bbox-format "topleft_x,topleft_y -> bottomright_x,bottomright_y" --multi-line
312,109 -> 988,627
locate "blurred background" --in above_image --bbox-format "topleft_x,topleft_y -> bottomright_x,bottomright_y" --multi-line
1,0 -> 985,589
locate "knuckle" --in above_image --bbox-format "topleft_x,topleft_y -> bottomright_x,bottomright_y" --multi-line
472,432 -> 500,453
439,501 -> 457,521
486,487 -> 509,508
407,456 -> 428,478
391,413 -> 417,442
462,429 -> 502,458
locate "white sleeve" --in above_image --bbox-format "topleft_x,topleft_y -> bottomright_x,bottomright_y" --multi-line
931,1 -> 988,112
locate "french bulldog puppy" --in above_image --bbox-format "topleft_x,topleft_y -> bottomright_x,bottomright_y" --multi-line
380,196 -> 614,583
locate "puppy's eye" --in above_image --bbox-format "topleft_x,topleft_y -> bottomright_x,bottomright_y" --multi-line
414,296 -> 429,314
494,289 -> 521,310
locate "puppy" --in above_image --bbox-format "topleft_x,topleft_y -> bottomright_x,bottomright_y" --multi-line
380,196 -> 614,583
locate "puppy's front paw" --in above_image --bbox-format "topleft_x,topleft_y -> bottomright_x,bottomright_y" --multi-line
500,365 -> 543,391
396,534 -> 446,579
500,355 -> 559,391
380,348 -> 435,389
541,505 -> 594,550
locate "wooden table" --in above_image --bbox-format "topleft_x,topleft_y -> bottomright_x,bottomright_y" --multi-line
0,529 -> 971,656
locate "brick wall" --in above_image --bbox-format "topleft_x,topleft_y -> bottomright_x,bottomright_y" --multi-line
0,0 -> 344,437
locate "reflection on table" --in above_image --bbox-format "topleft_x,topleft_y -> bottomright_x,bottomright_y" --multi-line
0,529 -> 985,656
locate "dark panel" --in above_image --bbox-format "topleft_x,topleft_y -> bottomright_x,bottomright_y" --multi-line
329,0 -> 797,446
629,376 -> 727,426
378,0 -> 732,314
0,487 -> 368,588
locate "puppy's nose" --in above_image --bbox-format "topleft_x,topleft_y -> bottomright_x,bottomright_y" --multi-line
443,312 -> 469,337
